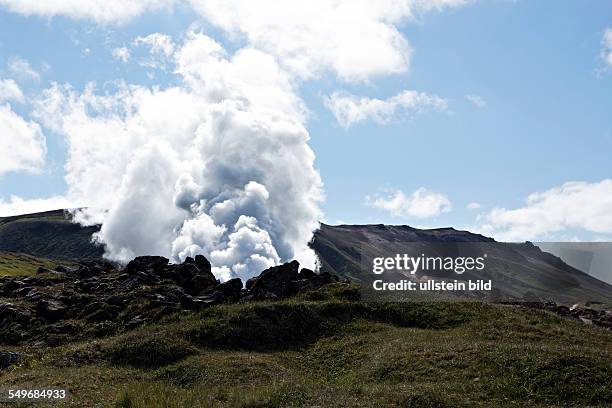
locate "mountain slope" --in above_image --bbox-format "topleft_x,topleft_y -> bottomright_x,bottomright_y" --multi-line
0,210 -> 103,260
311,224 -> 612,305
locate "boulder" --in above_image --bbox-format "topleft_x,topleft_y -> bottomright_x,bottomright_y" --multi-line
36,267 -> 56,275
214,278 -> 243,302
176,263 -> 200,280
126,256 -> 169,274
185,255 -> 212,274
185,274 -> 217,295
36,299 -> 68,321
0,303 -> 32,326
175,258 -> 217,295
0,351 -> 22,370
83,302 -> 122,323
194,255 -> 212,274
125,316 -> 148,330
245,277 -> 258,290
297,268 -> 317,280
54,265 -> 77,273
249,260 -> 300,299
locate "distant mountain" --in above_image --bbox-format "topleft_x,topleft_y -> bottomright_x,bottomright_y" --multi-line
2,212 -> 612,305
311,224 -> 612,305
0,209 -> 103,260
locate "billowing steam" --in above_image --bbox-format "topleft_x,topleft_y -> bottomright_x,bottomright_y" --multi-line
33,33 -> 323,281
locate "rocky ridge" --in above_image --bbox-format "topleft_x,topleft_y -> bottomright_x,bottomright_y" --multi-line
0,255 -> 340,346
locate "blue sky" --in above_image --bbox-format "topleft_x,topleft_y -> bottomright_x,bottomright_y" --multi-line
1,0 -> 611,249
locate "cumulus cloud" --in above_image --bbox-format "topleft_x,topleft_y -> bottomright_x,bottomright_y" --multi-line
0,0 -> 176,25
112,47 -> 130,63
366,188 -> 452,219
0,195 -> 76,217
476,180 -> 612,241
32,32 -> 323,281
189,0 -> 471,81
465,94 -> 486,108
325,90 -> 447,128
601,28 -> 612,68
0,78 -> 24,103
467,202 -> 481,210
7,57 -> 40,82
0,104 -> 46,176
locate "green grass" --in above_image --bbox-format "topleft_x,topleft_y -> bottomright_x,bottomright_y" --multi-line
1,298 -> 610,407
0,252 -> 68,276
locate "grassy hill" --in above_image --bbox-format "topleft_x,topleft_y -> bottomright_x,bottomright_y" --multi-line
0,252 -> 72,276
0,210 -> 103,261
2,296 -> 611,407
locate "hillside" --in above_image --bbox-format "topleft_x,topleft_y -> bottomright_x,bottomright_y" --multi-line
312,224 -> 612,305
2,290 -> 611,407
0,210 -> 103,260
0,252 -> 73,276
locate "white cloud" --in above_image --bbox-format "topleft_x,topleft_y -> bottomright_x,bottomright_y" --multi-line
189,0 -> 471,81
134,33 -> 174,57
112,47 -> 130,63
366,188 -> 452,219
32,32 -> 323,281
7,57 -> 40,81
0,1 -> 471,78
465,94 -> 486,108
0,104 -> 46,176
325,90 -> 447,128
133,33 -> 175,69
0,0 -> 176,25
0,78 -> 24,103
467,202 -> 481,210
0,195 -> 76,217
476,180 -> 612,241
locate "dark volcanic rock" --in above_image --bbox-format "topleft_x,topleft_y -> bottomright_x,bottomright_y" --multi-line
0,351 -> 23,370
36,299 -> 68,321
175,262 -> 217,295
297,268 -> 316,280
82,302 -> 122,322
36,267 -> 56,275
126,256 -> 169,274
185,255 -> 212,275
54,265 -> 77,273
214,278 -> 243,302
0,254 -> 344,346
0,303 -> 32,326
249,260 -> 300,299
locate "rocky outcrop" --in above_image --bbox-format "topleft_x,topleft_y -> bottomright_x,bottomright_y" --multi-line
503,301 -> 612,329
0,256 -> 341,346
245,261 -> 339,300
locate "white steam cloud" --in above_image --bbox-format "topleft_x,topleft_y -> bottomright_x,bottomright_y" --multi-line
33,32 -> 323,281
